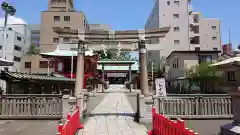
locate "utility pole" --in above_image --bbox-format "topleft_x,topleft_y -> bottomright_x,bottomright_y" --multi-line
187,1 -> 190,50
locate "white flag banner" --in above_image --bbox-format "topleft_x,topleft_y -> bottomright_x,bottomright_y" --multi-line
155,78 -> 167,96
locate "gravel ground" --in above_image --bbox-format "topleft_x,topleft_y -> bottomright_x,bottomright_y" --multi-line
144,119 -> 232,135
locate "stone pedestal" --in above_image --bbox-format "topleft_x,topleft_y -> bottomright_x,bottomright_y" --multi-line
62,95 -> 77,120
139,94 -> 154,123
221,92 -> 240,135
62,93 -> 87,120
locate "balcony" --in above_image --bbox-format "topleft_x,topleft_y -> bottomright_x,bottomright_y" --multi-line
188,5 -> 193,14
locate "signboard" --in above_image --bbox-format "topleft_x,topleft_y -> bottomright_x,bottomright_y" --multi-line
107,73 -> 126,77
155,78 -> 167,96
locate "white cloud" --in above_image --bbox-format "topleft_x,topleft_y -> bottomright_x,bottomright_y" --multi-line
0,16 -> 26,26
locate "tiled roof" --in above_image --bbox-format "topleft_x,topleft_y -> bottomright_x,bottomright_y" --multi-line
1,71 -> 75,82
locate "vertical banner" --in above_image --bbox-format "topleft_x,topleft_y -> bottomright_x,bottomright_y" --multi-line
155,78 -> 167,96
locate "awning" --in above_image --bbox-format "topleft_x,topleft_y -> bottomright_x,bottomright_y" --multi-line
211,57 -> 240,66
0,58 -> 13,66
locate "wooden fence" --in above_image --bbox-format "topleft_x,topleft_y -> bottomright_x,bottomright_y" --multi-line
0,94 -> 63,119
154,94 -> 232,119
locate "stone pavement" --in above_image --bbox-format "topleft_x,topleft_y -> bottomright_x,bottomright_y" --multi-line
0,120 -> 58,135
78,85 -> 147,135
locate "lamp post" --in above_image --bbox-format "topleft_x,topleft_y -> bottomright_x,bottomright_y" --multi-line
1,1 -> 16,60
138,36 -> 150,96
74,39 -> 87,96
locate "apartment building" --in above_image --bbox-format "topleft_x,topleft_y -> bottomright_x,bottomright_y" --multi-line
20,0 -> 89,73
28,24 -> 40,46
40,0 -> 89,53
0,24 -> 31,72
145,0 -> 221,61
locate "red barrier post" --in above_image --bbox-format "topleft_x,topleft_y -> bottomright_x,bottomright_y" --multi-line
148,107 -> 156,135
57,123 -> 63,135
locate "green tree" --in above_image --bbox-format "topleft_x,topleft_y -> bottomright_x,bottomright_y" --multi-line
27,44 -> 40,55
186,62 -> 223,93
154,63 -> 165,78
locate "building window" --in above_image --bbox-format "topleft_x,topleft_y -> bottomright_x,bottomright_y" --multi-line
14,45 -> 22,52
8,28 -> 12,30
14,56 -> 21,62
212,37 -> 217,40
173,14 -> 179,19
174,1 -> 180,6
64,16 -> 70,21
64,27 -> 70,31
195,47 -> 200,51
228,71 -> 236,81
148,52 -> 152,56
174,40 -> 180,44
63,37 -> 70,43
200,55 -> 212,63
172,58 -> 179,68
54,16 -> 60,22
39,61 -> 53,68
25,62 -> 31,68
17,36 -> 22,41
213,48 -> 218,51
51,0 -> 58,4
173,27 -> 179,32
167,1 -> 170,5
53,38 -> 59,43
212,26 -> 216,30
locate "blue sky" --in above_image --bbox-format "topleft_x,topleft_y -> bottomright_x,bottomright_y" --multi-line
3,0 -> 240,48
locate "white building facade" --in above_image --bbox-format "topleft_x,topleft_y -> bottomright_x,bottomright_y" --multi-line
0,24 -> 31,72
145,0 -> 221,63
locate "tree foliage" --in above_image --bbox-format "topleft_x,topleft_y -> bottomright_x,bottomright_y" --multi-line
27,44 -> 40,55
186,62 -> 222,78
94,50 -> 113,60
185,62 -> 223,93
153,63 -> 165,78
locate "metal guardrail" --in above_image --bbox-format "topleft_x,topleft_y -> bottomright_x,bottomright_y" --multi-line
154,94 -> 232,119
0,94 -> 63,119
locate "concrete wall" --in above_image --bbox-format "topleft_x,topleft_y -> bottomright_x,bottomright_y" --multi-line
20,54 -> 54,74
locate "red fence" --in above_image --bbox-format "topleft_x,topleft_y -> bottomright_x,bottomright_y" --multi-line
148,107 -> 198,135
57,106 -> 84,135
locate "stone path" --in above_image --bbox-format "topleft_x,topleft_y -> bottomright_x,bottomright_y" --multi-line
78,85 -> 147,135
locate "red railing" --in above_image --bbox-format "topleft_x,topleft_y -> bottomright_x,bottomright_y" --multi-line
148,107 -> 198,135
57,106 -> 84,135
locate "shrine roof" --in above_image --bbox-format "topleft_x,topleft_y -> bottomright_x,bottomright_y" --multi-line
97,61 -> 139,71
0,58 -> 13,66
40,48 -> 95,57
0,71 -> 75,82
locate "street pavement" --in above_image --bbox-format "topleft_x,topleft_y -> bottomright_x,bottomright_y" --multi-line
0,120 -> 58,135
78,85 -> 147,135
